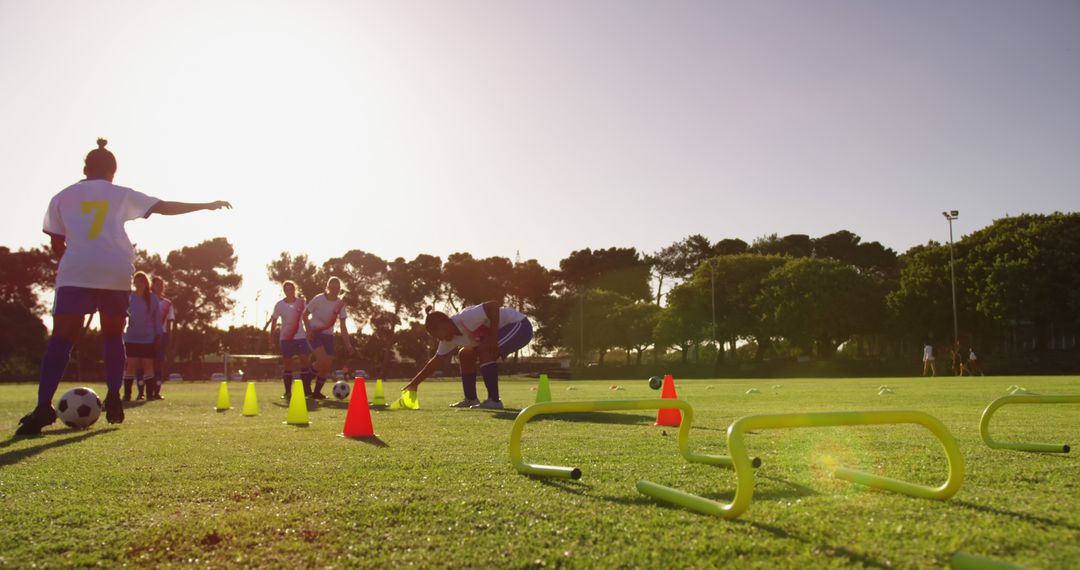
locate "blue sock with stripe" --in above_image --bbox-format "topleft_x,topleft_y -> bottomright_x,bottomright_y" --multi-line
37,336 -> 74,408
479,362 -> 499,402
461,372 -> 478,401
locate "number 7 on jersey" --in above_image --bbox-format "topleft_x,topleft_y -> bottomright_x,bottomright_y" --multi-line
80,200 -> 110,240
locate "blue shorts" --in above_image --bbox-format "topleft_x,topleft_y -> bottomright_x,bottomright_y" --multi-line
496,318 -> 533,358
280,338 -> 312,359
309,333 -> 335,356
53,286 -> 130,317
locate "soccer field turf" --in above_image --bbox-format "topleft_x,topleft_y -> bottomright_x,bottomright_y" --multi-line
1,376 -> 1077,568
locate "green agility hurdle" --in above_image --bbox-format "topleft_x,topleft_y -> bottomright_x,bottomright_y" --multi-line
638,410 -> 965,520
980,394 -> 1080,453
509,399 -> 761,481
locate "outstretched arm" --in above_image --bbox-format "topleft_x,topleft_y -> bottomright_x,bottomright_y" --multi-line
150,200 -> 232,216
404,354 -> 450,391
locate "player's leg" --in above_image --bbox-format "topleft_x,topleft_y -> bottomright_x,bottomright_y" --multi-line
153,334 -> 168,398
98,294 -> 130,424
142,358 -> 157,402
16,310 -> 85,435
280,340 -> 295,399
474,319 -> 534,410
451,347 -> 480,408
311,334 -> 333,399
297,352 -> 313,399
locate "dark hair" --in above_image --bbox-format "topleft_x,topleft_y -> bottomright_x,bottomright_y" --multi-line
133,271 -> 152,310
423,305 -> 452,335
84,138 -> 117,178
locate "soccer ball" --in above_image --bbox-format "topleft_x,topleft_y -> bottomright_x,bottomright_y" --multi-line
648,376 -> 663,390
57,387 -> 102,429
332,381 -> 351,400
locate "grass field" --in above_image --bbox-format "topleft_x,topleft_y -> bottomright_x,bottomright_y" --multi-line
1,375 -> 1078,569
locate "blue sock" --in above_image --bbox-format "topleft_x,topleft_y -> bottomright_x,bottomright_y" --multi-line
103,335 -> 125,394
479,362 -> 499,401
301,368 -> 314,396
461,372 -> 478,401
37,336 -> 74,408
283,370 -> 293,393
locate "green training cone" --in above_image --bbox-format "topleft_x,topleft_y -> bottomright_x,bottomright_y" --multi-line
535,374 -> 552,403
373,379 -> 385,406
285,379 -> 310,425
215,381 -> 231,411
242,382 -> 259,416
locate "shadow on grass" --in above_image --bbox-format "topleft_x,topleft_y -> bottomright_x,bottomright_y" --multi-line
487,410 -> 655,425
339,434 -> 389,448
270,401 -> 318,411
0,428 -> 118,469
953,499 -> 1080,531
743,520 -> 890,569
122,401 -> 149,410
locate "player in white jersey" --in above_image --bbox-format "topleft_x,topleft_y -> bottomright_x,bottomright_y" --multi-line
404,301 -> 533,409
150,276 -> 175,400
304,276 -> 354,399
263,281 -> 314,399
16,138 -> 231,436
922,342 -> 936,377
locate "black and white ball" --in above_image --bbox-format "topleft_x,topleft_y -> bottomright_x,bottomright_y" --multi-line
648,376 -> 663,390
332,381 -> 351,400
58,387 -> 102,429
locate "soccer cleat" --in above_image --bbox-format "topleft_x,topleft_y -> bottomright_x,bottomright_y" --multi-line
104,392 -> 125,424
312,392 -> 327,400
449,399 -> 480,409
281,393 -> 291,400
15,405 -> 58,436
471,400 -> 504,410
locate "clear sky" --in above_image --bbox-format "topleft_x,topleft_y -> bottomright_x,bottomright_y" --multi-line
2,0 -> 1078,327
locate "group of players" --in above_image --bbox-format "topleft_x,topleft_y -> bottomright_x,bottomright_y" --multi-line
921,341 -> 984,377
16,138 -> 533,435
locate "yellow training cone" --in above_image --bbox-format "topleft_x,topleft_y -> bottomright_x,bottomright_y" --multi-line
285,379 -> 310,426
535,374 -> 552,403
373,379 -> 385,406
242,382 -> 259,416
215,381 -> 231,411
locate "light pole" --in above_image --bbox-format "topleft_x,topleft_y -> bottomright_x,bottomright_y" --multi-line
942,210 -> 959,348
708,260 -> 717,351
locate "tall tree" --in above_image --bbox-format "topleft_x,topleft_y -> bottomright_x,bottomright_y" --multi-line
166,238 -> 243,337
319,249 -> 387,328
757,257 -> 882,359
266,252 -> 321,301
557,247 -> 652,301
442,253 -> 514,309
383,254 -> 442,320
0,246 -> 57,315
751,233 -> 814,258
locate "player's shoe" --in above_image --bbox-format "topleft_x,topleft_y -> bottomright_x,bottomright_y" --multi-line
15,405 -> 58,436
312,392 -> 327,400
449,399 -> 480,409
471,400 -> 504,410
104,392 -> 125,424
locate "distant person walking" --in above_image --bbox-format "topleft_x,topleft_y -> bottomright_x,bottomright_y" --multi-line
922,342 -> 936,377
968,348 -> 984,376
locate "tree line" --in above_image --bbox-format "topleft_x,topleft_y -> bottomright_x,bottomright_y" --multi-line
1,212 -> 1078,378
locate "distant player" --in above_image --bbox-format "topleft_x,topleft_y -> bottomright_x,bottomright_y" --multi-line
150,276 -> 174,399
263,281 -> 313,400
404,301 -> 533,410
304,276 -> 354,399
15,138 -> 231,435
922,342 -> 936,377
968,348 -> 984,376
123,272 -> 163,401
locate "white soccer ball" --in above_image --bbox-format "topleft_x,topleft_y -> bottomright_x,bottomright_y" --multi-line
332,381 -> 351,400
57,387 -> 102,429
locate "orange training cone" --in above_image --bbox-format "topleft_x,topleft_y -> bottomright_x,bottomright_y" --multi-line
340,375 -> 375,438
655,374 -> 682,427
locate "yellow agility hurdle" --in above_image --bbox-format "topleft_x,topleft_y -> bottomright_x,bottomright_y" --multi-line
980,394 -> 1080,453
509,399 -> 761,480
637,410 -> 965,519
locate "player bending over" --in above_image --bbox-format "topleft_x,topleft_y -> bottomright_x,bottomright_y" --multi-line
304,276 -> 354,399
404,302 -> 533,410
263,280 -> 314,400
15,138 -> 231,435
122,272 -> 163,401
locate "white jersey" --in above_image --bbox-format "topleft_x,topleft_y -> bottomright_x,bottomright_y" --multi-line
306,293 -> 348,335
159,297 -> 176,328
272,298 -> 307,340
968,350 -> 977,361
43,179 -> 160,291
923,345 -> 935,361
436,305 -> 527,356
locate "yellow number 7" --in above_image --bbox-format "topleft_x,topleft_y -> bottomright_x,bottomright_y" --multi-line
80,200 -> 110,240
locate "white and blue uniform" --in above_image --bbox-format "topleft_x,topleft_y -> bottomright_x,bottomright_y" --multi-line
435,305 -> 533,358
306,293 -> 348,354
271,298 -> 310,358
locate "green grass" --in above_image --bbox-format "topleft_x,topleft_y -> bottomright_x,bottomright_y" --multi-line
1,376 -> 1078,569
